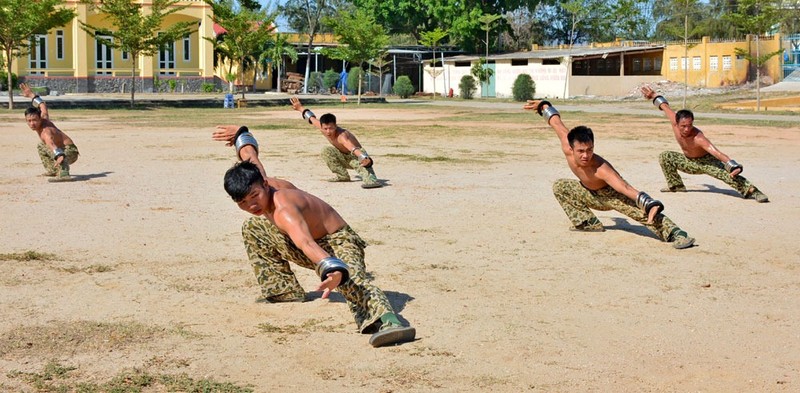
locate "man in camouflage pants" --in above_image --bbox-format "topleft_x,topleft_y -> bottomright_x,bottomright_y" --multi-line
641,85 -> 768,202
224,156 -> 414,347
290,97 -> 382,189
524,99 -> 695,249
21,83 -> 79,182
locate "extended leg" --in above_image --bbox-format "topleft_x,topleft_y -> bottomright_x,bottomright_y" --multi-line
321,146 -> 351,182
552,178 -> 605,231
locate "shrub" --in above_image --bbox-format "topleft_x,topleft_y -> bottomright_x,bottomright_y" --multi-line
202,82 -> 216,93
459,75 -> 477,99
309,71 -> 324,93
512,73 -> 536,101
347,67 -> 364,93
393,76 -> 415,98
0,70 -> 18,91
167,79 -> 177,92
323,69 -> 339,91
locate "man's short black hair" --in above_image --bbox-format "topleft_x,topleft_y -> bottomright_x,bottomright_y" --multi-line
567,126 -> 594,147
24,107 -> 41,117
224,160 -> 263,202
319,113 -> 336,125
675,109 -> 694,123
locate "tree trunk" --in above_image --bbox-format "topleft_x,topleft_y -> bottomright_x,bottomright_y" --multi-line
303,37 -> 314,94
6,48 -> 14,110
276,57 -> 281,93
239,56 -> 246,100
357,67 -> 362,105
130,54 -> 137,108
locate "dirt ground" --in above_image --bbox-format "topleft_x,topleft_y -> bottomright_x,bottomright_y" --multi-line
0,100 -> 798,392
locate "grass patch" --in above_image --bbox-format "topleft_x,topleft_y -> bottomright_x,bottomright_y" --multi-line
0,320 -> 164,358
7,361 -> 254,393
0,251 -> 56,261
256,318 -> 348,335
383,153 -> 485,164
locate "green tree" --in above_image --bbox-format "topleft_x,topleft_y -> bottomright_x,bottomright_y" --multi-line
726,0 -> 783,111
260,32 -> 298,93
419,28 -> 448,99
0,0 -> 75,109
470,57 -> 493,97
80,0 -> 194,107
279,0 -> 346,94
323,9 -> 389,104
205,0 -> 277,99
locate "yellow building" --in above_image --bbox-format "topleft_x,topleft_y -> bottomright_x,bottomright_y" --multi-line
661,35 -> 783,87
11,0 -> 218,93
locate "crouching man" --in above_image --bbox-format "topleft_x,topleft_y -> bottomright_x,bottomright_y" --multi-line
223,152 -> 415,347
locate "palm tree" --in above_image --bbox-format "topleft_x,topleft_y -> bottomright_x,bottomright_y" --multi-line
260,33 -> 298,93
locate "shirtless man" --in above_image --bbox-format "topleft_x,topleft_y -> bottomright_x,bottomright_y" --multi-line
641,85 -> 768,202
20,83 -> 79,181
223,160 -> 415,347
289,97 -> 382,188
524,99 -> 695,249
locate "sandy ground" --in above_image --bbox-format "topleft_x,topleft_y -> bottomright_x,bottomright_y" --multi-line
1,101 -> 799,392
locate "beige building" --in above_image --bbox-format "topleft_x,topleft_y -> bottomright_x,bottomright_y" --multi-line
10,0 -> 217,93
427,35 -> 785,99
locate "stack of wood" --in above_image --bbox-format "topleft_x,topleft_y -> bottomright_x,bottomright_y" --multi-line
282,72 -> 305,94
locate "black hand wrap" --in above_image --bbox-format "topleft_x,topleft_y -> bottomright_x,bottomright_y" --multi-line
315,257 -> 350,286
636,192 -> 664,216
535,100 -> 552,116
724,159 -> 743,174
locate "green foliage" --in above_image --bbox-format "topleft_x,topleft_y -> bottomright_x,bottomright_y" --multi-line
79,0 -> 194,106
0,70 -> 18,91
458,75 -> 477,99
470,58 -> 493,83
323,69 -> 339,90
309,71 -> 324,93
512,73 -> 536,101
393,75 -> 415,98
202,82 -> 216,93
346,67 -> 364,94
167,79 -> 177,92
323,8 -> 388,102
205,0 -> 279,98
0,0 -> 75,108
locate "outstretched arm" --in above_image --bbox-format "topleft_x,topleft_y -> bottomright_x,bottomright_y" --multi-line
213,125 -> 267,178
289,96 -> 321,129
597,162 -> 662,224
523,100 -> 572,157
641,85 -> 677,127
273,202 -> 344,299
20,83 -> 50,120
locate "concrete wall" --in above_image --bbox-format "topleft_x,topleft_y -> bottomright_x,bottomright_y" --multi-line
569,75 -> 661,97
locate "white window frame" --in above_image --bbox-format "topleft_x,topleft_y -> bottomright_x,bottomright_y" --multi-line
669,57 -> 678,71
159,37 -> 176,75
692,56 -> 701,70
681,57 -> 687,70
709,56 -> 719,71
56,30 -> 64,60
96,35 -> 113,75
722,55 -> 732,70
29,34 -> 47,75
183,34 -> 191,62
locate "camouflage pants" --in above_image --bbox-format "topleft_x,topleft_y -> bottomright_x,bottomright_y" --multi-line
38,143 -> 79,177
659,151 -> 754,196
552,178 -> 682,241
321,146 -> 379,186
241,217 -> 394,333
